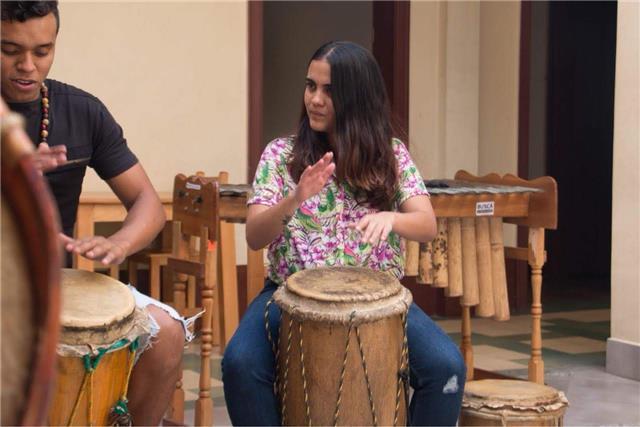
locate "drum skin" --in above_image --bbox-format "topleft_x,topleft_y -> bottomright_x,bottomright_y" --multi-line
460,379 -> 569,426
274,267 -> 412,426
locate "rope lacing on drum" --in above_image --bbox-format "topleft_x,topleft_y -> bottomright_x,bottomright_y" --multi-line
66,338 -> 137,427
109,338 -> 139,426
265,298 -> 287,424
298,317 -> 312,426
355,324 -> 378,426
394,303 -> 411,427
333,311 -> 356,426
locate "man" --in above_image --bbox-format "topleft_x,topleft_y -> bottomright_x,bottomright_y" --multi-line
1,2 -> 185,424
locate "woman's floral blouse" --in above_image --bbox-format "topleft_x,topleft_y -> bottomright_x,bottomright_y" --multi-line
248,137 -> 429,285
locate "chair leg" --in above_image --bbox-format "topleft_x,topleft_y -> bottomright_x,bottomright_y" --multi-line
109,263 -> 119,280
149,259 -> 161,300
173,273 -> 187,314
128,260 -> 138,286
195,277 -> 213,426
167,359 -> 185,424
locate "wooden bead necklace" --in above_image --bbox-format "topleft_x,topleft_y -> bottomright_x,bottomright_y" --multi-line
40,82 -> 49,145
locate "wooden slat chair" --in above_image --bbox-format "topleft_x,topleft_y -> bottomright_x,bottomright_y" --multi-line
127,171 -> 210,304
127,225 -> 171,300
164,173 -> 220,427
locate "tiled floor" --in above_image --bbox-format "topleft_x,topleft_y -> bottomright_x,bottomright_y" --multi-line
179,306 -> 640,426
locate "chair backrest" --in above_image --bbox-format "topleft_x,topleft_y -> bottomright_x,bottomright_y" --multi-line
172,174 -> 220,241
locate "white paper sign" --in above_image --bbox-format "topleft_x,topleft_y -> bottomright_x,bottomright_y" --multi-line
475,201 -> 495,216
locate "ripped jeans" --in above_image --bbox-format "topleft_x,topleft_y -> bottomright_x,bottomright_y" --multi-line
222,280 -> 466,426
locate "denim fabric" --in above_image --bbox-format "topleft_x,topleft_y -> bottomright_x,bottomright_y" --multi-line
222,280 -> 466,426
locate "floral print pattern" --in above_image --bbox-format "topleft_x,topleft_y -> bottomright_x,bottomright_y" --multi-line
248,137 -> 429,285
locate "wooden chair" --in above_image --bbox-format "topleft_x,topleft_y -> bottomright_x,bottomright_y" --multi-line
164,173 -> 220,426
127,225 -> 171,300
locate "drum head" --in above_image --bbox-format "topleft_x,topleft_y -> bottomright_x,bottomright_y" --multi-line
60,269 -> 136,346
463,379 -> 569,410
286,266 -> 401,302
274,267 -> 412,324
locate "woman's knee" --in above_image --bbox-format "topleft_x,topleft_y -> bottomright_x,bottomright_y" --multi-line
411,341 -> 466,393
222,337 -> 273,385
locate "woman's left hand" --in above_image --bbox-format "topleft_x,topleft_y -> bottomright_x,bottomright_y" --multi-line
350,212 -> 396,246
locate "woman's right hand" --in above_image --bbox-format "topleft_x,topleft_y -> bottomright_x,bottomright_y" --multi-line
294,152 -> 335,203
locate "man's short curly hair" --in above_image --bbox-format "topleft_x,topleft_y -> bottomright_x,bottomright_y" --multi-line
1,1 -> 60,32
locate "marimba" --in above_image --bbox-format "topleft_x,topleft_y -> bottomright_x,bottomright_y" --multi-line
404,170 -> 558,384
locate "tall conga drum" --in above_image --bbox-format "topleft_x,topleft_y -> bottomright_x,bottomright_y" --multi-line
49,269 -> 151,426
460,380 -> 569,426
272,267 -> 412,426
1,104 -> 61,426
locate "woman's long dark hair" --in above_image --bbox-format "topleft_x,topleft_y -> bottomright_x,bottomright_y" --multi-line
289,41 -> 398,210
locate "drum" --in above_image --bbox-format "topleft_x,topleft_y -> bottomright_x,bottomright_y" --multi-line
272,267 -> 412,426
460,379 -> 569,426
48,269 -> 151,426
1,103 -> 61,426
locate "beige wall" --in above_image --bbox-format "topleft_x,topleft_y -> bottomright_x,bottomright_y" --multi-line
50,1 -> 249,262
610,1 -> 640,345
478,2 -> 520,176
51,2 -> 248,192
409,1 -> 520,244
409,1 -> 520,178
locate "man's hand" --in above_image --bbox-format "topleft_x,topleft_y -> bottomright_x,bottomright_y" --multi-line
60,233 -> 129,265
33,143 -> 67,173
293,152 -> 335,203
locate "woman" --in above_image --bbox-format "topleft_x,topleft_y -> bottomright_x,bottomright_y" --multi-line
222,41 -> 465,426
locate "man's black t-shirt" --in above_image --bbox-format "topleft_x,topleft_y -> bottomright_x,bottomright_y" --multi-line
8,79 -> 138,237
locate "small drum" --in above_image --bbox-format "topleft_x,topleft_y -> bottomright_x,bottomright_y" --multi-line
272,267 -> 412,426
460,379 -> 569,426
48,269 -> 151,426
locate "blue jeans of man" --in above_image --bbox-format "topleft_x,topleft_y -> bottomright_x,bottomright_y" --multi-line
222,280 -> 466,426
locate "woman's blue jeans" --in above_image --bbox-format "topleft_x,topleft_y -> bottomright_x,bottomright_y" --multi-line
222,280 -> 466,426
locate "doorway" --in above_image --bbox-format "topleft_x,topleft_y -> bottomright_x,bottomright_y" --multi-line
523,1 -> 617,309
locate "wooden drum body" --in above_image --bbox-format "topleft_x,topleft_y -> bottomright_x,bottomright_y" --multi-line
1,105 -> 61,425
49,269 -> 151,426
460,380 -> 568,426
273,267 -> 412,426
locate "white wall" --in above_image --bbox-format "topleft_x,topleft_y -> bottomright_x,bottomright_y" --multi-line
607,0 -> 640,380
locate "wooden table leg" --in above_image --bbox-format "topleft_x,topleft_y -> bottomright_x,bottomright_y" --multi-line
75,204 -> 95,271
528,227 -> 545,384
246,248 -> 264,305
460,305 -> 474,381
219,220 -> 240,347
